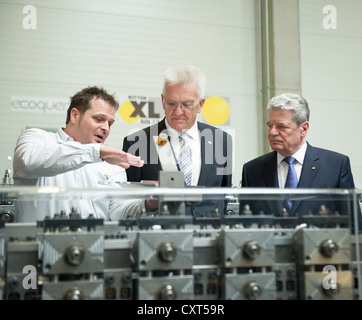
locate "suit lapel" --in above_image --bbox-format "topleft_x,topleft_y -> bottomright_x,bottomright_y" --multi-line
262,152 -> 279,187
149,118 -> 168,172
262,152 -> 283,214
197,122 -> 212,185
157,118 -> 167,134
297,144 -> 319,188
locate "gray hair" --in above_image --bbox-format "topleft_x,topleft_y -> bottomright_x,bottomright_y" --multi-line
267,93 -> 310,126
162,65 -> 206,99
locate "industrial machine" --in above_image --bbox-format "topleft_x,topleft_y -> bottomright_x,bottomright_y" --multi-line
0,178 -> 361,300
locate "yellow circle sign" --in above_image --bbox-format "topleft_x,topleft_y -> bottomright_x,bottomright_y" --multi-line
202,96 -> 230,126
119,101 -> 140,123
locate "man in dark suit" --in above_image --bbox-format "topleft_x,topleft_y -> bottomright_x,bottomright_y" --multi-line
122,65 -> 232,217
240,93 -> 358,225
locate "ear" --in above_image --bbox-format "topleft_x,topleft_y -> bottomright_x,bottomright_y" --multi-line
161,94 -> 166,111
197,98 -> 206,113
69,108 -> 80,123
300,121 -> 309,137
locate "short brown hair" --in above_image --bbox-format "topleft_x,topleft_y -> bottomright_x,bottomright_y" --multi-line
66,86 -> 119,124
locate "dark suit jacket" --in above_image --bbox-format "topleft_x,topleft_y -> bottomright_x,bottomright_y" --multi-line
240,143 -> 357,220
122,118 -> 233,217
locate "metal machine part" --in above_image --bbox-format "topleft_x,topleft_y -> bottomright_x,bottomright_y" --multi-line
0,171 -> 15,223
138,276 -> 193,300
2,170 -> 12,185
134,230 -> 193,271
0,209 -> 360,300
225,273 -> 276,300
218,229 -> 275,267
43,280 -> 103,300
39,232 -> 104,275
292,227 -> 353,299
158,171 -> 187,216
292,228 -> 351,265
1,209 -> 15,223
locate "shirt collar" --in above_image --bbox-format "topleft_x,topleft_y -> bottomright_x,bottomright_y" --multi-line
277,141 -> 307,166
164,119 -> 198,141
57,127 -> 74,142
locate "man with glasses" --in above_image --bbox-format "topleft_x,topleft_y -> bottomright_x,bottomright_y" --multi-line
122,65 -> 233,217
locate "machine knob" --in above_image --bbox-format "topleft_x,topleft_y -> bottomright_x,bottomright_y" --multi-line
319,239 -> 339,258
160,204 -> 170,215
158,284 -> 177,300
1,210 -> 15,223
243,281 -> 262,300
2,169 -> 11,184
241,204 -> 252,215
63,288 -> 84,300
243,240 -> 261,260
158,242 -> 177,263
318,205 -> 330,216
64,244 -> 85,266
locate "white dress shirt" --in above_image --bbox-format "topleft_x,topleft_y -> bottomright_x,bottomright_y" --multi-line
165,119 -> 201,186
13,127 -> 144,222
277,142 -> 307,188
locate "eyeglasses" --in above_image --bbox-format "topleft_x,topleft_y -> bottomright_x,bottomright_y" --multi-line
163,100 -> 199,112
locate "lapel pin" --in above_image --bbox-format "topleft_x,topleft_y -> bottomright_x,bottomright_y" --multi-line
158,132 -> 168,145
312,167 -> 316,170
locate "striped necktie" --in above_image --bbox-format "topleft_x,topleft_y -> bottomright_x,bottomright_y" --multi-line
178,133 -> 192,185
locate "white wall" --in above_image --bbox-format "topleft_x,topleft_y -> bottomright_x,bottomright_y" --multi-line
3,0 -> 361,189
0,0 -> 261,187
299,0 -> 362,187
